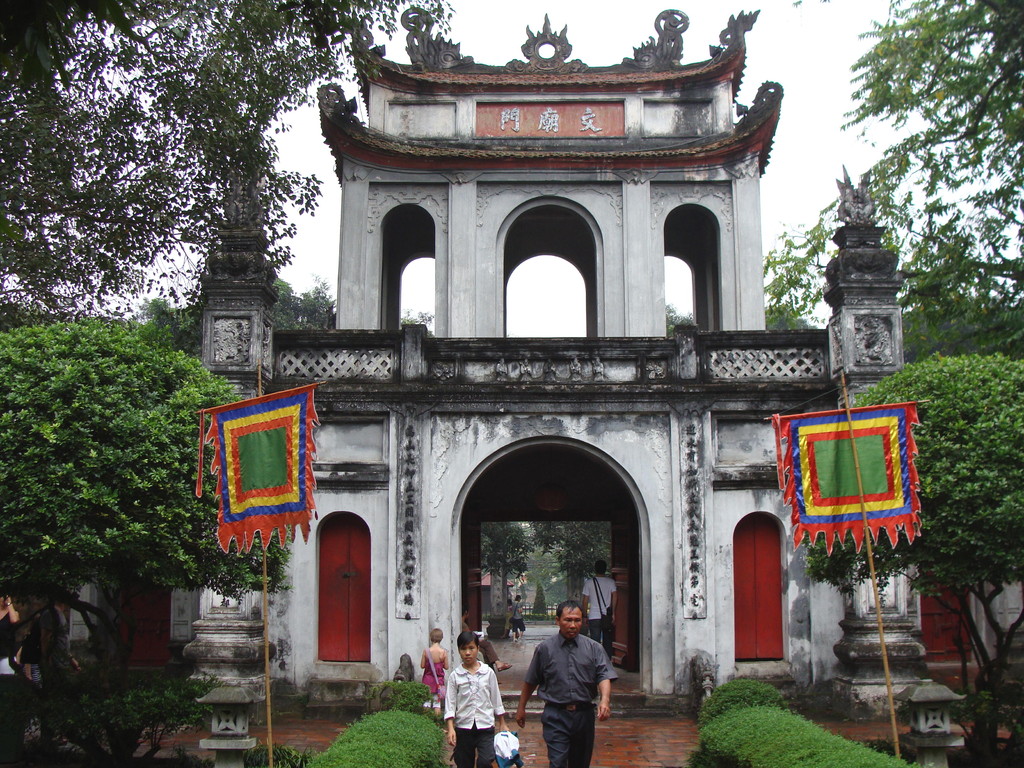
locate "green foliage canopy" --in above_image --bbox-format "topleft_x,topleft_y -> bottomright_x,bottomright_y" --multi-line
0,320 -> 287,651
806,355 -> 1024,764
766,0 -> 1024,353
0,0 -> 447,327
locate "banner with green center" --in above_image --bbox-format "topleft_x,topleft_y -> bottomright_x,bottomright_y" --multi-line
773,402 -> 921,553
197,384 -> 319,552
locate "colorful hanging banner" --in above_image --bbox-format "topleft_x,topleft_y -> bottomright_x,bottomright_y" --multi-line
773,402 -> 921,553
197,384 -> 319,552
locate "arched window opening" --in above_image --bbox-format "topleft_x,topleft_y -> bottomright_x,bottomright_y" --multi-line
503,204 -> 597,336
400,256 -> 435,332
381,205 -> 434,330
664,256 -> 695,334
506,256 -> 586,337
664,205 -> 719,331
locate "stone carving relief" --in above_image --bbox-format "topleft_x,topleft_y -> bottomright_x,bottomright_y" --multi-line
645,360 -> 667,379
709,10 -> 759,58
679,409 -> 706,619
506,15 -> 587,74
212,317 -> 252,364
224,175 -> 266,230
396,413 -> 421,618
854,315 -> 895,366
837,167 -> 876,227
476,184 -> 621,228
402,7 -> 472,70
317,83 -> 360,127
626,9 -> 688,70
650,183 -> 731,231
368,185 -> 449,234
431,361 -> 456,381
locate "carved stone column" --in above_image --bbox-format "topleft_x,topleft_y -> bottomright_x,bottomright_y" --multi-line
200,225 -> 277,400
832,578 -> 926,717
824,225 -> 904,398
183,593 -> 266,696
824,206 -> 924,715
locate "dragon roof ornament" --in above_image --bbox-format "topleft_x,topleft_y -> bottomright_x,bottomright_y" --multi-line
625,9 -> 689,70
378,6 -> 754,74
402,7 -> 472,70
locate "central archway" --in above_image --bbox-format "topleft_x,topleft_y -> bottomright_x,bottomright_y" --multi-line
458,440 -> 642,672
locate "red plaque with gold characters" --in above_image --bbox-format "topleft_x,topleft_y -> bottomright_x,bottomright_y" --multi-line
476,102 -> 625,138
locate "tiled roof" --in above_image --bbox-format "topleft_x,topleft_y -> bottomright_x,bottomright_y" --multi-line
321,82 -> 782,176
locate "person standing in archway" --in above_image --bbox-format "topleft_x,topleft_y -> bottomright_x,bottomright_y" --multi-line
514,600 -> 616,768
581,560 -> 616,659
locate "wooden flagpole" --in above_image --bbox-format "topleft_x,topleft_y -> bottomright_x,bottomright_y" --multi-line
839,371 -> 901,758
256,361 -> 275,768
262,545 -> 275,768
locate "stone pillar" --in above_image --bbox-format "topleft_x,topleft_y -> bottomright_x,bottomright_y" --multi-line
200,224 -> 277,400
192,184 -> 277,699
184,593 -> 267,697
832,578 -> 926,717
824,186 -> 924,716
824,224 -> 904,398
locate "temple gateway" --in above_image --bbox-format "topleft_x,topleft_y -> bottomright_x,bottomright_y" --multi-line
189,7 -> 928,715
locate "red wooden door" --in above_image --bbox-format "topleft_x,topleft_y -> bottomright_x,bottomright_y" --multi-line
733,514 -> 784,660
318,513 -> 371,661
921,591 -> 968,661
122,589 -> 171,666
610,520 -> 638,671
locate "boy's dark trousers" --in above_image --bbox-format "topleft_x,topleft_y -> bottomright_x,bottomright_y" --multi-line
454,724 -> 496,768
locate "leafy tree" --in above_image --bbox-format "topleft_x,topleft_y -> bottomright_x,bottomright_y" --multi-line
766,0 -> 1024,356
0,0 -> 447,327
0,320 -> 288,762
271,276 -> 334,330
531,580 -> 547,618
666,303 -> 694,335
481,522 -> 531,618
806,355 -> 1024,767
531,521 -> 610,599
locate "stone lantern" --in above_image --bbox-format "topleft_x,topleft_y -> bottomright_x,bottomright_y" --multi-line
897,679 -> 965,768
197,686 -> 259,768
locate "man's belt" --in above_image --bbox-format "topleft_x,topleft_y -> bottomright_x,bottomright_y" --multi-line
546,701 -> 594,711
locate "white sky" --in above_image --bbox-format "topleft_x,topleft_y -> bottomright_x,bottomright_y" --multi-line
275,0 -> 894,332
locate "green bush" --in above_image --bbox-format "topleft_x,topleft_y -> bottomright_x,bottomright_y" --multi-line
367,681 -> 432,714
34,670 -> 215,765
697,679 -> 786,728
310,710 -> 445,768
245,743 -> 314,767
689,706 -> 908,768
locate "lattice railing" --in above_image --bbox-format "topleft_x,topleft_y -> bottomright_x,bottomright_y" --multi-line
277,348 -> 395,380
706,347 -> 826,380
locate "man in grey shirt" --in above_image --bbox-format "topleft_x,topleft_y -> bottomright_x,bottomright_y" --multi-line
515,600 -> 616,768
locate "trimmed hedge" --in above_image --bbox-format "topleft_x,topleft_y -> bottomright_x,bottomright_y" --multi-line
690,706 -> 908,768
367,680 -> 433,714
697,679 -> 787,728
309,710 -> 446,768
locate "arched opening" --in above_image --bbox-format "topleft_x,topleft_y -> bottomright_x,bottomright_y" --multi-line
460,442 -> 641,673
664,205 -> 720,331
506,255 -> 586,337
664,256 -> 695,333
733,512 -> 784,660
381,204 -> 435,330
503,204 -> 598,336
318,512 -> 371,661
400,256 -> 436,331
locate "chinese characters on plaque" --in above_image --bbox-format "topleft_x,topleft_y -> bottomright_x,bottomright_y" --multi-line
477,102 -> 625,138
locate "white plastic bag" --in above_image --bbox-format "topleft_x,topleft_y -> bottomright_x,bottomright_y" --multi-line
494,731 -> 520,760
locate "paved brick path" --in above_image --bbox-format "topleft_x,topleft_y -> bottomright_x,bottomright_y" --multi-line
162,623 -> 898,767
